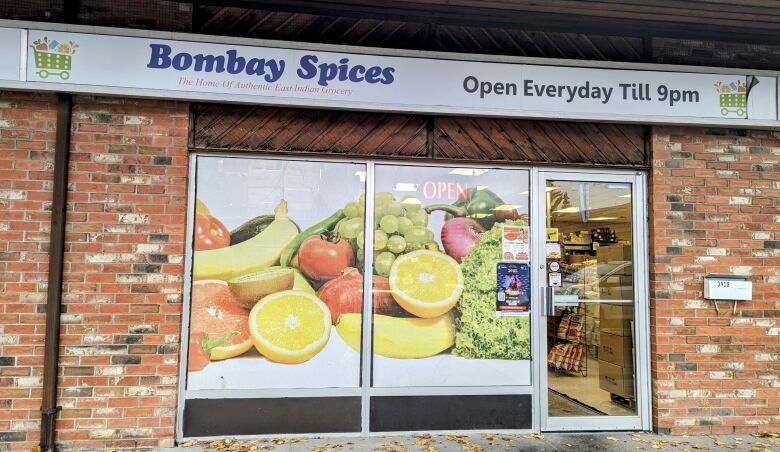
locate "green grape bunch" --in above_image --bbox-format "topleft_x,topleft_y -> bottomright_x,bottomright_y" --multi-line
337,191 -> 440,277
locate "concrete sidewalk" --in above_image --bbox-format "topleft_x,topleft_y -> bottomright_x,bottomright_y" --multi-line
169,432 -> 779,452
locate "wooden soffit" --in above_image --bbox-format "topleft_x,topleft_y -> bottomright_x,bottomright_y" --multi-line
191,104 -> 648,168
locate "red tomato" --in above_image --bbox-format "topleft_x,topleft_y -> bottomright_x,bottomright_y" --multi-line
297,235 -> 354,282
194,213 -> 231,251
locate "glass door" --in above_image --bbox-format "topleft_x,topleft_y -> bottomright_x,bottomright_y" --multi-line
534,170 -> 650,432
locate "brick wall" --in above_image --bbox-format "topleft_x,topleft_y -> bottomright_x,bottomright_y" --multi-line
0,92 -> 189,451
0,91 -> 58,448
650,127 -> 780,434
55,96 -> 189,449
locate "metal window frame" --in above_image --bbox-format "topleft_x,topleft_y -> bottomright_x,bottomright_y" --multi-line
176,153 -> 536,440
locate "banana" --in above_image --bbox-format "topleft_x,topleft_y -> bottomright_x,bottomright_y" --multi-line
193,200 -> 300,282
336,312 -> 455,359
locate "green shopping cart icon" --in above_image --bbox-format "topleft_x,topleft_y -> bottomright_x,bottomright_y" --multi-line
31,48 -> 72,80
720,93 -> 746,116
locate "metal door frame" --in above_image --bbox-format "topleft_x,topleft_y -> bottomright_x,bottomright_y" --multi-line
531,168 -> 651,432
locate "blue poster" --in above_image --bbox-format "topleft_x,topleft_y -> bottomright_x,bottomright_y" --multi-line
496,262 -> 531,316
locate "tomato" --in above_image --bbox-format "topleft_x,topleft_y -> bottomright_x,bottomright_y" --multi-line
194,213 -> 231,251
187,331 -> 210,372
297,235 -> 354,282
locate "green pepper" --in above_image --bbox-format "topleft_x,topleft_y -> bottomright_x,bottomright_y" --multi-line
425,187 -> 507,229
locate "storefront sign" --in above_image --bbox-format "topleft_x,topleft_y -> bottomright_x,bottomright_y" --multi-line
0,28 -> 22,81
1,26 -> 778,125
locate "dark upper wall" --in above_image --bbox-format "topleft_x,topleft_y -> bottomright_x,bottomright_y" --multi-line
2,0 -> 780,70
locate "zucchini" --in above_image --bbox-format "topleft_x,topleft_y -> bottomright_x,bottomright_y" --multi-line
279,210 -> 346,267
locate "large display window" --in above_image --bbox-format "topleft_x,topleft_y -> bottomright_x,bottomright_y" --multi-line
187,157 -> 366,390
369,165 -> 531,387
180,155 -> 533,435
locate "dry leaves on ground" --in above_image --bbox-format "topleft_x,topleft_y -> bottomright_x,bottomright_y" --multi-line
311,444 -> 343,452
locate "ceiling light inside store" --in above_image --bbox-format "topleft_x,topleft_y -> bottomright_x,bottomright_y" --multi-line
607,184 -> 629,189
520,187 -> 557,195
619,194 -> 631,198
393,183 -> 419,192
449,168 -> 488,176
589,216 -> 619,221
553,207 -> 580,213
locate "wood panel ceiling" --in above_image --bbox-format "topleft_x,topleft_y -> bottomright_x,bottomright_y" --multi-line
191,104 -> 648,167
188,0 -> 780,44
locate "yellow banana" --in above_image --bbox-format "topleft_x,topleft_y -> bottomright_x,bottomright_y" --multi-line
193,200 -> 299,282
336,312 -> 455,359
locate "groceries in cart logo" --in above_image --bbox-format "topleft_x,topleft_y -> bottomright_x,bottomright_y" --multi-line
30,36 -> 79,80
715,80 -> 747,117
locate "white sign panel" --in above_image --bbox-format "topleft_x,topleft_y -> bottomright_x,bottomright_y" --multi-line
0,28 -> 22,81
16,29 -> 780,123
704,278 -> 752,301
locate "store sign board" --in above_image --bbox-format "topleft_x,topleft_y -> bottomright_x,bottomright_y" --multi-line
0,28 -> 22,81
9,29 -> 780,123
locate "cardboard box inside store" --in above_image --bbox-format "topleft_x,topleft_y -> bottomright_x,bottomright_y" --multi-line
567,254 -> 594,265
600,303 -> 633,336
599,332 -> 633,368
596,244 -> 632,263
598,360 -> 635,398
599,284 -> 633,301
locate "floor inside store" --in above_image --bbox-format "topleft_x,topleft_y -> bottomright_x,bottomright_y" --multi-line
547,357 -> 635,417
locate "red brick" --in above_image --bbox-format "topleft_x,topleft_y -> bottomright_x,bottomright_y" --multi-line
650,126 -> 780,435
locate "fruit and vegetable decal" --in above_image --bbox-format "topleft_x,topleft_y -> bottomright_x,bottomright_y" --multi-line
187,161 -> 531,389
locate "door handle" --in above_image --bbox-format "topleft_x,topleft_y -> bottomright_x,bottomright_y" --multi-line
542,286 -> 554,316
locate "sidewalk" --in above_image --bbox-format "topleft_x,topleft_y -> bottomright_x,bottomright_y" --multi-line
168,432 -> 779,452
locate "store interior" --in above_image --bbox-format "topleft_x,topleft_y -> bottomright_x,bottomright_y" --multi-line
544,181 -> 637,417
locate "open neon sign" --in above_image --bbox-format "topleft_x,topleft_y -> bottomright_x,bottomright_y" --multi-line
421,181 -> 468,201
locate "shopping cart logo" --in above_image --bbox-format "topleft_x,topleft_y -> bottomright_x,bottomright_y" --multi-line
30,36 -> 79,81
714,80 -> 747,117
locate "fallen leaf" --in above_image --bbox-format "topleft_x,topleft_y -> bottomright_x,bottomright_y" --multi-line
522,433 -> 544,440
753,432 -> 780,438
691,445 -> 710,450
312,444 -> 343,452
607,437 -> 618,441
